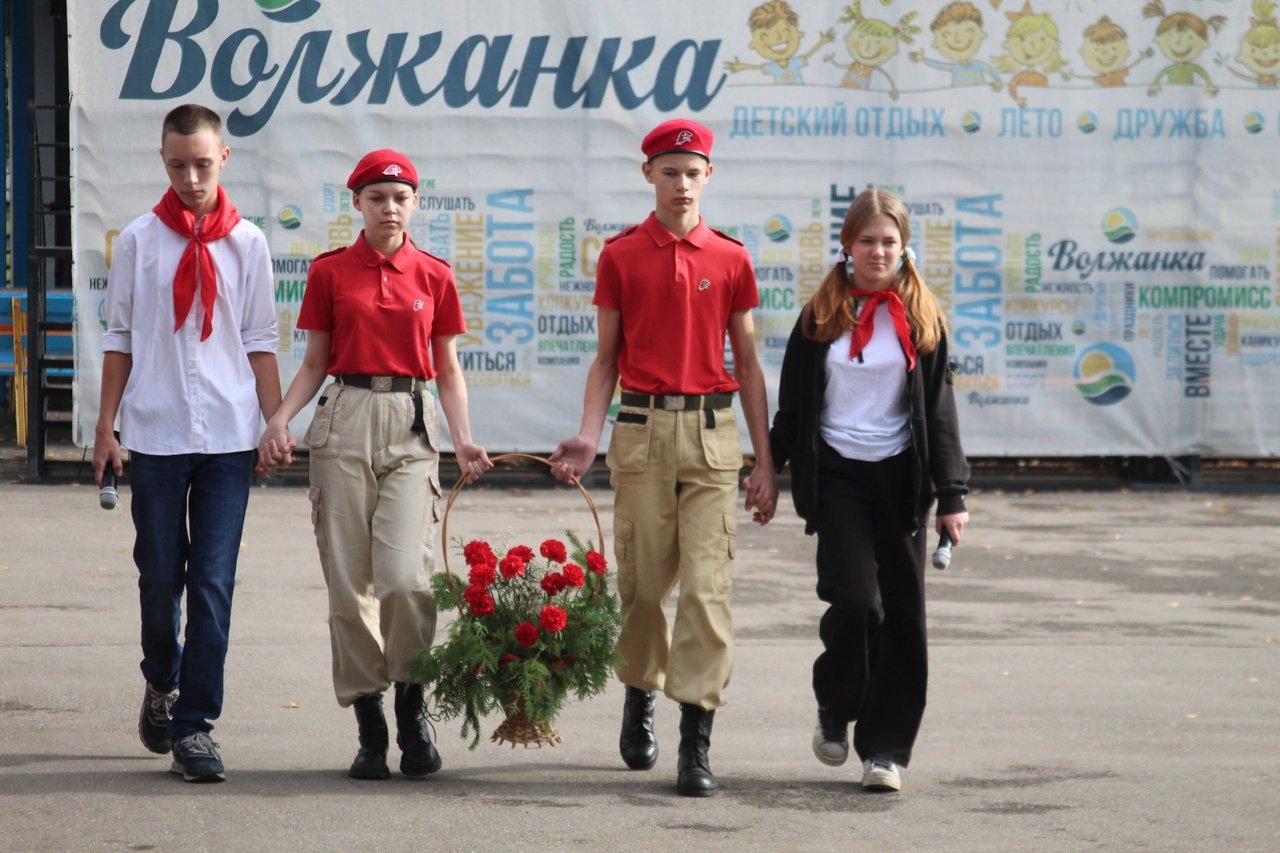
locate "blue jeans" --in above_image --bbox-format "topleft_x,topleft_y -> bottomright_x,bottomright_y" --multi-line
130,450 -> 254,738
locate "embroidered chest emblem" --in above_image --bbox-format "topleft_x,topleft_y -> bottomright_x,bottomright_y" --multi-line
413,299 -> 424,312
698,279 -> 711,291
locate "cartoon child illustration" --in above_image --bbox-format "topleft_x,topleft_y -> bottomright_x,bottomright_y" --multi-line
825,1 -> 921,100
1075,15 -> 1154,87
909,1 -> 1002,91
1143,0 -> 1226,96
1220,0 -> 1280,89
992,2 -> 1069,108
724,0 -> 835,85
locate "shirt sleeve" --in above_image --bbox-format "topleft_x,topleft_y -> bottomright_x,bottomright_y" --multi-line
296,258 -> 334,332
239,229 -> 279,354
729,250 -> 760,314
101,228 -> 136,354
592,245 -> 622,310
431,267 -> 466,337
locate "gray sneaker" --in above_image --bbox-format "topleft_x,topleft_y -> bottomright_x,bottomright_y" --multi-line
170,732 -> 225,783
812,706 -> 849,767
138,683 -> 178,754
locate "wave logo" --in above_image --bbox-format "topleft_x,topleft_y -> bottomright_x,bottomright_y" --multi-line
254,0 -> 321,23
764,214 -> 791,243
97,297 -> 108,331
277,204 -> 303,230
1101,207 -> 1137,244
1074,342 -> 1135,406
960,112 -> 981,133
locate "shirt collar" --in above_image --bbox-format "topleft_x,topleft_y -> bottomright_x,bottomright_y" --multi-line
353,230 -> 416,271
641,211 -> 711,249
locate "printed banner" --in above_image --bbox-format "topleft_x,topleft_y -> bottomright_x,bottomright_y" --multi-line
69,0 -> 1280,456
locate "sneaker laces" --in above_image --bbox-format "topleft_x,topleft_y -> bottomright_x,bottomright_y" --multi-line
176,732 -> 221,758
817,708 -> 845,742
145,685 -> 178,723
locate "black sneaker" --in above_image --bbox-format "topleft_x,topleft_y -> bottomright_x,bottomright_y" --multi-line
812,706 -> 849,767
169,732 -> 225,783
138,683 -> 178,754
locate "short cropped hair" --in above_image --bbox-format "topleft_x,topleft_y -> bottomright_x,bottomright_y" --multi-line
161,103 -> 223,145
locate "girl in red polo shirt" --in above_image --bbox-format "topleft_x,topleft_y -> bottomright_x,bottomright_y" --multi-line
259,149 -> 491,781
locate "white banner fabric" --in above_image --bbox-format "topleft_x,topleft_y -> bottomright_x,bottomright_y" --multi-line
69,0 -> 1280,457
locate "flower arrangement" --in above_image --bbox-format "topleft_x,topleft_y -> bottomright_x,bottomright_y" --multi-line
415,530 -> 624,748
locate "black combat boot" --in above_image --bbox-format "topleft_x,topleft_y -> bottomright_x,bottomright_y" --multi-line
394,682 -> 442,778
619,686 -> 659,770
348,694 -> 390,780
676,703 -> 717,797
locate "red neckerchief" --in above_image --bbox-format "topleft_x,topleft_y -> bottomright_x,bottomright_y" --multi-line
849,289 -> 917,372
152,186 -> 241,341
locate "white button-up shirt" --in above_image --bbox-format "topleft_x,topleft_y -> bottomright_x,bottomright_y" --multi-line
102,212 -> 277,454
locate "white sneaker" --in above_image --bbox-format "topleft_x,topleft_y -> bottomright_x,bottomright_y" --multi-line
861,758 -> 901,791
812,708 -> 848,766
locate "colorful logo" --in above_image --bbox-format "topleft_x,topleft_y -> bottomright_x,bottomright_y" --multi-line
1101,207 -> 1137,244
764,214 -> 791,243
1074,342 -> 1135,406
1071,320 -> 1085,336
254,0 -> 321,22
277,204 -> 303,230
1077,112 -> 1097,134
1244,112 -> 1264,135
961,112 -> 981,134
97,297 -> 108,331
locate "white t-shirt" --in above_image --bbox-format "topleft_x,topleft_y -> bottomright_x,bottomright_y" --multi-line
819,302 -> 911,461
101,212 -> 277,454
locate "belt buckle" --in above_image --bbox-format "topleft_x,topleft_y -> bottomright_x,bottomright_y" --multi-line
662,395 -> 684,411
371,376 -> 392,392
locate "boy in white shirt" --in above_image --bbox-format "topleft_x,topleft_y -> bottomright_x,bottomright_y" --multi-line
92,103 -> 281,783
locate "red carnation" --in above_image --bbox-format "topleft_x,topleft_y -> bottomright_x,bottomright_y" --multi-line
464,540 -> 496,568
539,605 -> 568,633
562,563 -> 586,587
539,539 -> 568,563
540,572 -> 567,596
468,563 -> 497,587
499,554 -> 527,579
464,584 -> 495,617
586,550 -> 607,575
514,621 -> 540,647
499,653 -> 519,666
507,544 -> 536,563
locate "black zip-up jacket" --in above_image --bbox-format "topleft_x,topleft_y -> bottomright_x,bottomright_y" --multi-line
768,313 -> 970,536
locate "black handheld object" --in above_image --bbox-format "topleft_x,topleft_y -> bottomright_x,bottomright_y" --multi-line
931,531 -> 952,570
100,469 -> 119,510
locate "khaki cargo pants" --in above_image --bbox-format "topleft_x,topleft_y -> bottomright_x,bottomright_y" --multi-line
304,383 -> 443,707
607,399 -> 742,710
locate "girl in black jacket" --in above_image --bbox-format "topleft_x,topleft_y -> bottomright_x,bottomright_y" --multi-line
770,188 -> 969,793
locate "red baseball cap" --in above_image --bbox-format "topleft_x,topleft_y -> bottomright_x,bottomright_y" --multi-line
641,119 -> 713,162
347,149 -> 419,191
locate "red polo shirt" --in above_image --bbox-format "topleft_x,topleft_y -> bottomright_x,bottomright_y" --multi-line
594,213 -> 758,395
298,232 -> 465,379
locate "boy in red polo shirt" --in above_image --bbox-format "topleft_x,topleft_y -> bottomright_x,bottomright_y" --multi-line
552,119 -> 778,797
259,149 -> 492,780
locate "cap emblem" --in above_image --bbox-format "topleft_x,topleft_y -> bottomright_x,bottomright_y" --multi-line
675,130 -> 693,146
382,164 -> 404,177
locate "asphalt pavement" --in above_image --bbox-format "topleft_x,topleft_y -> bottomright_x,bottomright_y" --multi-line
1,471 -> 1278,852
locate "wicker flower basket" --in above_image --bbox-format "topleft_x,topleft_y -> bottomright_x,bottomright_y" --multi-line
418,454 -> 622,749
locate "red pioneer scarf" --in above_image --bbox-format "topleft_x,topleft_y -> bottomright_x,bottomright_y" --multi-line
849,289 -> 917,372
153,186 -> 241,341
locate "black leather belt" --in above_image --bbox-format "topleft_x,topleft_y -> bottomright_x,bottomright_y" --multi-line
619,391 -> 734,411
337,374 -> 426,392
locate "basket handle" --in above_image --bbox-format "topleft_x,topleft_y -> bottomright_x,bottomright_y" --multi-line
439,453 -> 607,610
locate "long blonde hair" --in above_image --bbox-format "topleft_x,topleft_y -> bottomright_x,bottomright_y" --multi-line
802,188 -> 945,354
